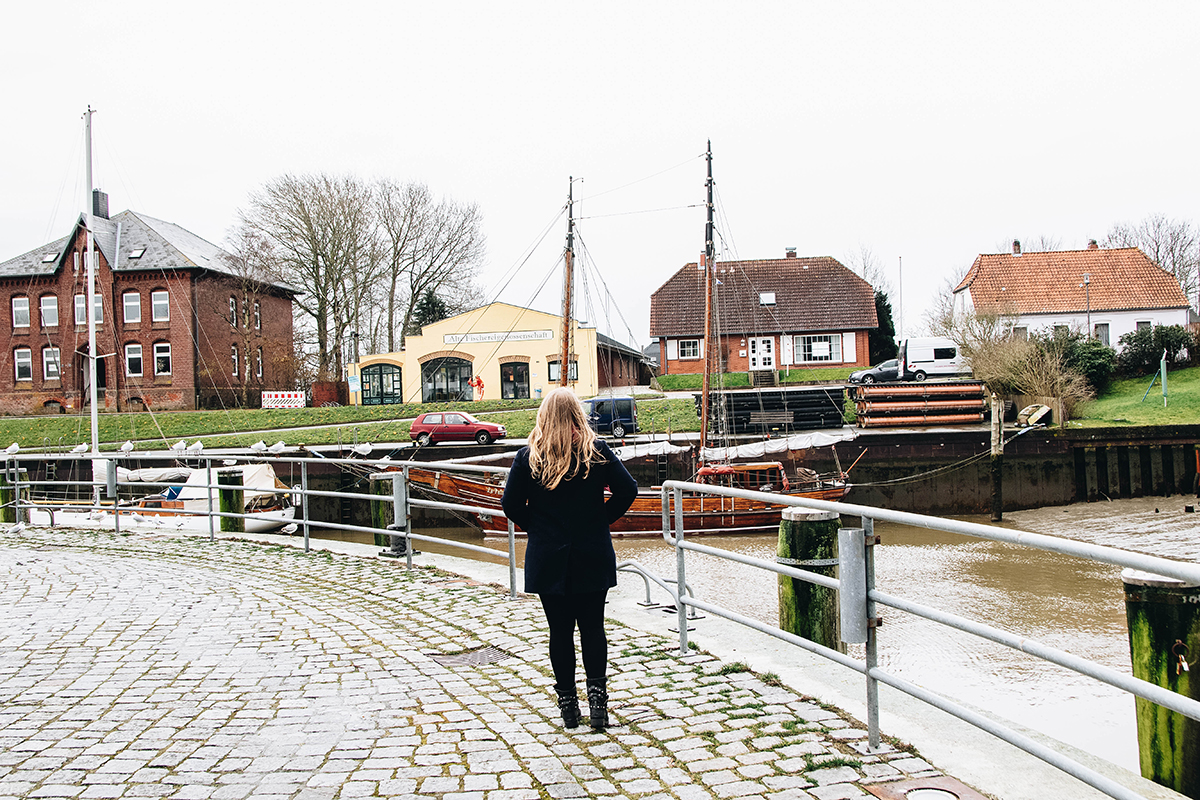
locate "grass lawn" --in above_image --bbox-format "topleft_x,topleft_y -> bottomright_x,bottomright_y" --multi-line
1075,366 -> 1200,427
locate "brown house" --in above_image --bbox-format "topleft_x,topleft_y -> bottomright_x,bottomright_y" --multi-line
0,195 -> 298,414
649,250 -> 878,375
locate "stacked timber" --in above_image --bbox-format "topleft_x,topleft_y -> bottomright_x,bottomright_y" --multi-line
851,381 -> 986,428
694,387 -> 845,434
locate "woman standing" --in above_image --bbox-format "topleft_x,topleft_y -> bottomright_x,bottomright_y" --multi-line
501,388 -> 638,729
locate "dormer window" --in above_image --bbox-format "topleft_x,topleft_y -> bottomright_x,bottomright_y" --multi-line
128,248 -> 146,259
759,292 -> 776,306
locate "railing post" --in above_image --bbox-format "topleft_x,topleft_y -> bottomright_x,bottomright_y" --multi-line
206,459 -> 214,542
863,517 -> 881,751
507,517 -> 517,599
674,485 -> 688,655
300,460 -> 310,552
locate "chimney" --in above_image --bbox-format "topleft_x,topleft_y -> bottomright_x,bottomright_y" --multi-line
698,252 -> 706,270
1012,239 -> 1021,255
785,247 -> 797,258
1087,239 -> 1099,250
92,189 -> 109,220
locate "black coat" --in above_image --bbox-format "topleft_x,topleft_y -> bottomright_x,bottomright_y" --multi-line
500,439 -> 638,595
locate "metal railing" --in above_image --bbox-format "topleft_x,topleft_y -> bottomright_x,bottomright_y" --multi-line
6,451 -> 1200,799
660,479 -> 1200,800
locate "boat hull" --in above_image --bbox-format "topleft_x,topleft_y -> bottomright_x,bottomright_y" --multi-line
407,467 -> 848,537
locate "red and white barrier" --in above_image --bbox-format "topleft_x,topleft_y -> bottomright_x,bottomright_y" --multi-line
262,391 -> 306,409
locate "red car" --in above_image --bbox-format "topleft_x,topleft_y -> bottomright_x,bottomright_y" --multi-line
409,411 -> 507,446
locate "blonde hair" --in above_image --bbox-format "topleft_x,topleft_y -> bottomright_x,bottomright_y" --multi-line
527,387 -> 604,490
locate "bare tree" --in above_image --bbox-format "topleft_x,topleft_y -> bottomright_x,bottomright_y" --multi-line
1104,214 -> 1200,310
993,235 -> 1063,254
240,174 -> 380,380
925,263 -> 973,337
844,245 -> 890,292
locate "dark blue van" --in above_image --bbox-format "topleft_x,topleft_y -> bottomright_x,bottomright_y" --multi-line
582,395 -> 638,438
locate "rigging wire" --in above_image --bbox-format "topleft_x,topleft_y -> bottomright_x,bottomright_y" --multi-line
578,153 -> 704,203
575,204 -> 700,221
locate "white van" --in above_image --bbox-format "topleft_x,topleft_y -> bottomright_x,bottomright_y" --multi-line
898,337 -> 970,381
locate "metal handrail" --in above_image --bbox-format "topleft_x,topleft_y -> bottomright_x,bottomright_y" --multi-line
659,478 -> 1200,800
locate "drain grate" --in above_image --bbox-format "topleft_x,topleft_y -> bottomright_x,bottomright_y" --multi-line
428,646 -> 513,668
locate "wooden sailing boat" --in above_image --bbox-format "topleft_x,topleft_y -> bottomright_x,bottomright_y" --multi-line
406,149 -> 850,536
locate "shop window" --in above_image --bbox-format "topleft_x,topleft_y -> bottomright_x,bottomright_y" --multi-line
501,362 -> 530,399
421,357 -> 472,402
361,363 -> 403,405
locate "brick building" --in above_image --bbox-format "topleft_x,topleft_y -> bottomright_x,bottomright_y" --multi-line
649,250 -> 878,376
0,196 -> 298,414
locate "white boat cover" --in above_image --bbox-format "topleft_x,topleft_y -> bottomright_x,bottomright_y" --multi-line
697,430 -> 858,461
176,463 -> 284,507
116,466 -> 193,483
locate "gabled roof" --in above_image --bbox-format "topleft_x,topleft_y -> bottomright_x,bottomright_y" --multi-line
596,331 -> 646,360
954,247 -> 1189,315
0,210 -> 299,294
649,255 -> 877,338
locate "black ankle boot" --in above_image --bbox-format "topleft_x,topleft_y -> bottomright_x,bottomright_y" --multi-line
586,680 -> 608,729
556,689 -> 581,729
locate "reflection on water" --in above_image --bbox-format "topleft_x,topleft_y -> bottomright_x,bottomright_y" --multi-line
308,495 -> 1200,772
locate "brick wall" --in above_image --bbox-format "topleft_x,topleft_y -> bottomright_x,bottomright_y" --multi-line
0,227 -> 296,415
657,331 -> 873,376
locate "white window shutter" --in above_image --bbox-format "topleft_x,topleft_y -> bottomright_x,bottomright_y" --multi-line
780,335 -> 794,365
842,332 -> 856,363
666,339 -> 678,360
699,338 -> 705,358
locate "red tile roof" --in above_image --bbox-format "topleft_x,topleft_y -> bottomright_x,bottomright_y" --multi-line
954,247 -> 1189,315
649,255 -> 877,338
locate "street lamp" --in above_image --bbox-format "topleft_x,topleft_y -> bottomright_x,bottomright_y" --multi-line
1083,274 -> 1091,338
349,330 -> 360,364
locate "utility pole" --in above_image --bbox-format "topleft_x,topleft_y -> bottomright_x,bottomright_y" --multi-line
84,108 -> 100,456
699,142 -> 715,450
559,178 -> 574,387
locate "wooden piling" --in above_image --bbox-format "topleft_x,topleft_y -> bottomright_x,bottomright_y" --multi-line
1123,569 -> 1200,797
777,507 -> 844,653
217,468 -> 245,533
990,393 -> 1003,522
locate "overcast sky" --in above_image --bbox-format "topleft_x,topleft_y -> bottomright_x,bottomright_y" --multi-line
4,2 -> 1198,351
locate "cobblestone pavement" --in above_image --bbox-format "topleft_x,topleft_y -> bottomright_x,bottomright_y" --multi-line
1,527 -> 949,800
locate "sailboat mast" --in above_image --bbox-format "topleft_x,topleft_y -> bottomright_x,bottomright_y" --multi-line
699,142 -> 715,450
559,177 -> 574,387
84,107 -> 100,456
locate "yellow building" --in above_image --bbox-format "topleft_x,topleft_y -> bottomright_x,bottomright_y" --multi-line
349,302 -> 599,405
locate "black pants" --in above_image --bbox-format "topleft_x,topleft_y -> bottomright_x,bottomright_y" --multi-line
539,590 -> 608,694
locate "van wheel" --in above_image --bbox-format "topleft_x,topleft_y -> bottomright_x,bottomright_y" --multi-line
612,422 -> 626,438
914,371 -> 927,382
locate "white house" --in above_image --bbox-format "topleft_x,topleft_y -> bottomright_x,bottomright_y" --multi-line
952,241 -> 1192,348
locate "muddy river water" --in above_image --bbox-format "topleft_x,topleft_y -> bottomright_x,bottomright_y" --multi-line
326,494 -> 1200,773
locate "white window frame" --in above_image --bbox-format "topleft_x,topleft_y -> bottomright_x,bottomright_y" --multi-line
12,297 -> 29,328
14,348 -> 32,381
40,295 -> 58,328
1093,322 -> 1110,346
678,339 -> 701,360
230,297 -> 238,327
231,345 -> 239,376
123,292 -> 141,324
75,294 -> 103,325
125,344 -> 143,377
256,346 -> 263,378
42,347 -> 61,381
254,300 -> 261,330
151,290 -> 169,322
794,334 -> 843,364
548,360 -> 578,382
154,342 -> 172,376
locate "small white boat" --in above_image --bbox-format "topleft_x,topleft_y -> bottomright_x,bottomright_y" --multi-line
122,463 -> 296,532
